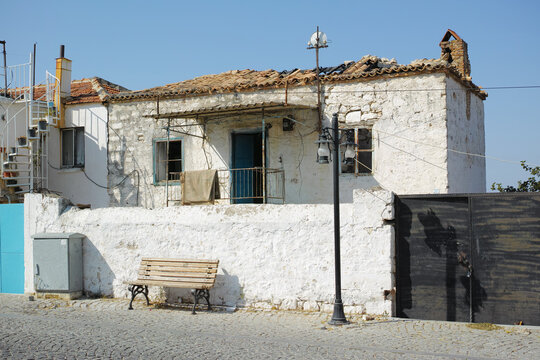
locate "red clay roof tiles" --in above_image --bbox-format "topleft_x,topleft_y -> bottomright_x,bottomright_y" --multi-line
109,55 -> 486,102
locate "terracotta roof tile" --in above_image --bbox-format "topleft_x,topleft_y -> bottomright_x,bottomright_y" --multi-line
5,77 -> 128,105
110,55 -> 486,102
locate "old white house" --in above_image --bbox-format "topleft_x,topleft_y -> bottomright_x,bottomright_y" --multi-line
18,30 -> 489,316
105,29 -> 486,209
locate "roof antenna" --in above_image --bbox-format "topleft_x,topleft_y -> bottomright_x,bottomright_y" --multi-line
307,26 -> 328,132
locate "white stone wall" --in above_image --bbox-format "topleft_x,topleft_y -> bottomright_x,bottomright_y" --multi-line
24,189 -> 395,315
445,76 -> 486,192
327,74 -> 450,195
108,72 -> 474,208
48,103 -> 109,208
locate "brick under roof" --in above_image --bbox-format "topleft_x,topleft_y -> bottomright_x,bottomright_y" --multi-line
109,55 -> 487,102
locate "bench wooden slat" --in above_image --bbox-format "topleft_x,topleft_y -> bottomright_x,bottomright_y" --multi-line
138,270 -> 216,278
137,274 -> 216,282
138,266 -> 218,273
138,278 -> 214,284
141,263 -> 218,269
141,258 -> 218,264
140,263 -> 218,269
125,280 -> 214,289
126,258 -> 219,290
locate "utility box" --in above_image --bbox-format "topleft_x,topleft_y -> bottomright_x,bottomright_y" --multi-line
32,233 -> 84,299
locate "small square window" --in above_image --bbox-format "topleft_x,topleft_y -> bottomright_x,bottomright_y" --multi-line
341,128 -> 373,175
61,127 -> 85,168
154,139 -> 182,183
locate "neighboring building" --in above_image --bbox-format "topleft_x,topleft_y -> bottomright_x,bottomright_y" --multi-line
0,52 -> 127,207
47,78 -> 128,208
105,29 -> 487,208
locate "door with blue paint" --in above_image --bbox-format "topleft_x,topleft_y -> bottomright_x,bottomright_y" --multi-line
0,204 -> 25,294
232,133 -> 263,204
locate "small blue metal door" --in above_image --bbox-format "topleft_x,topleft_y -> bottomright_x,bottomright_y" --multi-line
0,204 -> 25,294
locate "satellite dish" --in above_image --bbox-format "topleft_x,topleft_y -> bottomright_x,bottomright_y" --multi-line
308,31 -> 328,48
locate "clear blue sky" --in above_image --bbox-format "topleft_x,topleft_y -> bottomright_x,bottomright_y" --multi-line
3,0 -> 539,190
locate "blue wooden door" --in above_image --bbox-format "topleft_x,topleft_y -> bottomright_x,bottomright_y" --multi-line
232,133 -> 263,204
0,204 -> 25,294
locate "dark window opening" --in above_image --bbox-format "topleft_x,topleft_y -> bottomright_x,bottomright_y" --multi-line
61,127 -> 85,168
154,139 -> 182,183
341,128 -> 373,175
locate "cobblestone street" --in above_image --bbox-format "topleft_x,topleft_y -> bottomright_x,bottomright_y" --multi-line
0,294 -> 538,359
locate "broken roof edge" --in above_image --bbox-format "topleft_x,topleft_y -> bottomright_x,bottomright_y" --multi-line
64,77 -> 130,105
144,102 -> 317,119
109,64 -> 486,103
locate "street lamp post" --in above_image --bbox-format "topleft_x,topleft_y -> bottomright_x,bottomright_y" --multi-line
328,113 -> 349,325
308,28 -> 349,325
316,113 -> 351,325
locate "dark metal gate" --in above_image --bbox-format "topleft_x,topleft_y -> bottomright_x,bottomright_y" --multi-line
396,193 -> 540,325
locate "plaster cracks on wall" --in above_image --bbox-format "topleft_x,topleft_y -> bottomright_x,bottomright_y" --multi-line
24,189 -> 395,315
106,71 -> 484,208
445,76 -> 485,193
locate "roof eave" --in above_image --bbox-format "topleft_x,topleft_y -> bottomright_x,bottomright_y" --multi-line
108,65 -> 486,103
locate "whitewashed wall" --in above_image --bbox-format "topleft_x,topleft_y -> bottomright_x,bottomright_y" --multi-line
108,72 -> 475,208
24,190 -> 395,315
48,103 -> 109,208
445,76 -> 486,192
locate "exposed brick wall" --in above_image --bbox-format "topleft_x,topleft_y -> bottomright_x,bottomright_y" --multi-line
440,32 -> 471,79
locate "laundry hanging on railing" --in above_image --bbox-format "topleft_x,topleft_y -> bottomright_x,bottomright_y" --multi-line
180,169 -> 219,205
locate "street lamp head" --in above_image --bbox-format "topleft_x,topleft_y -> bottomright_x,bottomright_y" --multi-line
316,132 -> 331,164
344,144 -> 356,164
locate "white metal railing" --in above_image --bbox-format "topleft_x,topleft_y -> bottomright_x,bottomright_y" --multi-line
5,59 -> 32,102
0,55 -> 58,201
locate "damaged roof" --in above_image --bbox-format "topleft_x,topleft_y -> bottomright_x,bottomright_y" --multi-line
65,77 -> 129,105
8,77 -> 128,105
109,54 -> 487,102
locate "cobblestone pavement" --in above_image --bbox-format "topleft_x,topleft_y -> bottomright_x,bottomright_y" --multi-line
0,294 -> 539,359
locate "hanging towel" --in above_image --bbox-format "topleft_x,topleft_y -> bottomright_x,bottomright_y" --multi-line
181,169 -> 219,205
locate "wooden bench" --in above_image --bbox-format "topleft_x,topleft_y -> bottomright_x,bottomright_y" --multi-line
124,258 -> 219,314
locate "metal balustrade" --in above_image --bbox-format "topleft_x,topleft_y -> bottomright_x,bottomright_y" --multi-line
217,167 -> 285,204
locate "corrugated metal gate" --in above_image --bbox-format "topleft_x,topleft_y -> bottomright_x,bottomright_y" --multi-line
0,204 -> 25,294
396,193 -> 540,326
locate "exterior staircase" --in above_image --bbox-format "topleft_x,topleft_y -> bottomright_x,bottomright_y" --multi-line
0,57 -> 59,203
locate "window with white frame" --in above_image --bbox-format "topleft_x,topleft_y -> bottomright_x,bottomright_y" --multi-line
154,139 -> 183,183
341,128 -> 373,174
61,127 -> 85,168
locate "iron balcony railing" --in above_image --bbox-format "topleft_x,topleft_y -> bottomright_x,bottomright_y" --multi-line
163,167 -> 285,205
217,167 -> 284,204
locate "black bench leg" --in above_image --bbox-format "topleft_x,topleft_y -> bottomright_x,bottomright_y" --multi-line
191,289 -> 211,314
203,289 -> 211,311
128,285 -> 150,310
143,286 -> 150,305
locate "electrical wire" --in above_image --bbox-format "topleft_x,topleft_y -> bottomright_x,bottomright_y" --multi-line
48,161 -> 140,206
254,86 -> 540,95
344,157 -> 393,205
375,129 -> 540,167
